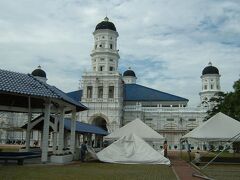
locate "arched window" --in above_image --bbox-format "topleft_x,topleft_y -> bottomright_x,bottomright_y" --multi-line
108,86 -> 114,98
87,86 -> 92,98
98,86 -> 103,98
109,66 -> 114,71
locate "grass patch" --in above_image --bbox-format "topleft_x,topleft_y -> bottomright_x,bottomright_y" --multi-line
201,165 -> 240,180
179,151 -> 240,180
180,151 -> 240,162
0,163 -> 176,180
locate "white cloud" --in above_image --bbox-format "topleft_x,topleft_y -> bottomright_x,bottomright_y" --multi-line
0,0 -> 240,106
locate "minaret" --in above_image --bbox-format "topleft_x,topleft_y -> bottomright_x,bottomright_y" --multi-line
80,17 -> 123,133
91,16 -> 119,73
199,62 -> 221,108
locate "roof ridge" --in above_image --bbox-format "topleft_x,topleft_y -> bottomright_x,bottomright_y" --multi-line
67,89 -> 83,94
130,83 -> 188,101
28,74 -> 60,99
0,68 -> 28,75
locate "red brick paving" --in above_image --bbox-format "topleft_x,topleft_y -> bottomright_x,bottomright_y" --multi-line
168,151 -> 206,180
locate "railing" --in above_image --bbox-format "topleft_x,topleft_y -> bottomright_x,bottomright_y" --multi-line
124,105 -> 207,113
91,49 -> 119,54
82,97 -> 121,103
82,71 -> 121,76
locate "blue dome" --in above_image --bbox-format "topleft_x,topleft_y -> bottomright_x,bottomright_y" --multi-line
202,62 -> 219,75
95,17 -> 116,31
123,69 -> 136,77
31,66 -> 46,78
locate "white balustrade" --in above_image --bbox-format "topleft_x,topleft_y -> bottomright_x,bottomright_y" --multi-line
124,105 -> 207,113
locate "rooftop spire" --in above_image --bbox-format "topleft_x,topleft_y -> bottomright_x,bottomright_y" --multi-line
104,16 -> 109,22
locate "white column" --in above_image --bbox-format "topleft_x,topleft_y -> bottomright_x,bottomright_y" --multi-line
52,116 -> 58,154
64,132 -> 69,147
100,136 -> 103,148
87,133 -> 92,145
41,101 -> 51,163
70,109 -> 76,154
25,96 -> 32,151
58,106 -> 65,154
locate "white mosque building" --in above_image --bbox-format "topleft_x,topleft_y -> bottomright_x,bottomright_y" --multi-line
66,17 -> 222,148
0,17 -> 222,149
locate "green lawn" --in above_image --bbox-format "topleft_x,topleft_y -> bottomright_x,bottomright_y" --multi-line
202,165 -> 240,180
180,150 -> 240,162
0,163 -> 177,180
179,151 -> 240,180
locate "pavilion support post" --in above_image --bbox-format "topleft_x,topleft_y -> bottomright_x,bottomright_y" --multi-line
75,134 -> 79,148
87,133 -> 92,146
25,96 -> 32,151
41,101 -> 51,163
52,116 -> 59,154
64,131 -> 68,148
58,106 -> 65,154
70,109 -> 76,154
40,130 -> 44,147
82,134 -> 86,143
100,136 -> 103,148
93,134 -> 97,147
95,135 -> 99,147
79,134 -> 82,145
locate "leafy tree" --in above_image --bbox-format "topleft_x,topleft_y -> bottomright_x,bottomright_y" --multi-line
207,79 -> 240,121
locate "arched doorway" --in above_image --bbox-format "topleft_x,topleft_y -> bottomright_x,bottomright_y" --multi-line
91,116 -> 108,148
92,116 -> 108,131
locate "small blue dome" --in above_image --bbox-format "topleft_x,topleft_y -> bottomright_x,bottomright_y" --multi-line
31,66 -> 46,78
95,17 -> 116,31
202,62 -> 219,75
123,68 -> 136,77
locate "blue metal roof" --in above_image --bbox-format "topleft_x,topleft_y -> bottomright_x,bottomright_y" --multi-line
64,118 -> 108,135
67,84 -> 188,102
67,90 -> 82,102
123,84 -> 188,102
22,115 -> 107,135
0,69 -> 87,111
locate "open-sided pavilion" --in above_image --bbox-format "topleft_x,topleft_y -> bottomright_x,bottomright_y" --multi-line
0,69 -> 87,163
21,115 -> 108,151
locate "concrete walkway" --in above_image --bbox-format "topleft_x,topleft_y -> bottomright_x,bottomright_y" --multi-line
168,151 -> 208,180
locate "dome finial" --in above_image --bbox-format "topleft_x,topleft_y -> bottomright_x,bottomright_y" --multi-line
38,65 -> 41,69
208,62 -> 212,66
104,16 -> 109,22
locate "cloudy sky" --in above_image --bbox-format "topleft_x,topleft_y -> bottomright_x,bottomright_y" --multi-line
0,0 -> 239,106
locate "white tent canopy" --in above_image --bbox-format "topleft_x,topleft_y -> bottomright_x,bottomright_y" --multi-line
97,133 -> 170,165
182,112 -> 240,141
105,118 -> 164,141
